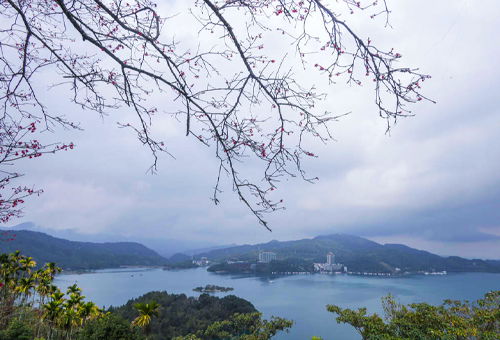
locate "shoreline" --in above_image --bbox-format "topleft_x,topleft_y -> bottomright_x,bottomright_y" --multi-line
58,266 -> 500,278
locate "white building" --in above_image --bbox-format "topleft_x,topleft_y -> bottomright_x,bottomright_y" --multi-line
258,251 -> 277,263
313,252 -> 343,272
192,257 -> 210,266
326,252 -> 335,265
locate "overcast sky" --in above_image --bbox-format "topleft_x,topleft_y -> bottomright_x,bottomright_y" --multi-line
5,0 -> 500,259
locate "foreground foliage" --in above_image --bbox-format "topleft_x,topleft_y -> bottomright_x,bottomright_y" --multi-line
0,251 -> 109,339
1,251 -> 292,340
174,312 -> 293,340
76,314 -> 145,340
327,291 -> 500,340
111,291 -> 259,339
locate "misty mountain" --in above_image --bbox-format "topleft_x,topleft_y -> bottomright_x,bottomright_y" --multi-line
182,244 -> 238,256
0,230 -> 168,270
168,253 -> 192,264
2,222 -> 217,257
199,234 -> 500,273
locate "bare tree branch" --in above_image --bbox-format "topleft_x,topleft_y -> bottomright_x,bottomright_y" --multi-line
0,0 -> 432,228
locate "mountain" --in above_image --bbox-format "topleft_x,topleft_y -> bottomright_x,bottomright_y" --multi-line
182,244 -> 238,256
168,253 -> 192,264
0,230 -> 168,270
199,234 -> 500,274
1,222 -> 219,258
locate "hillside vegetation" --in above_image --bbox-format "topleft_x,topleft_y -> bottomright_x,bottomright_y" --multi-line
111,291 -> 259,339
200,234 -> 500,274
0,251 -> 293,340
0,230 -> 168,269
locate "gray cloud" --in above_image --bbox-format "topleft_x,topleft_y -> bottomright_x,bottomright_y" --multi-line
5,0 -> 500,259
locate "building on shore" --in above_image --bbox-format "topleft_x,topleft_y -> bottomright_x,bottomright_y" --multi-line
193,257 -> 209,266
314,252 -> 343,272
258,251 -> 277,263
326,252 -> 335,265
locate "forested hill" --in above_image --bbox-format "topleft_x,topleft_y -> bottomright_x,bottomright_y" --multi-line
200,234 -> 500,274
0,230 -> 168,270
111,291 -> 257,339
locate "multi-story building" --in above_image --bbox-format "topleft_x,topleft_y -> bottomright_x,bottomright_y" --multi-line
326,252 -> 335,265
192,257 -> 210,266
258,251 -> 277,263
314,251 -> 343,273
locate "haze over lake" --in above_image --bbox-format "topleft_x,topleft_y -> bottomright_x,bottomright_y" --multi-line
55,268 -> 500,340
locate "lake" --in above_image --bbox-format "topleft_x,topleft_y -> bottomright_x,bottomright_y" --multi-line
54,268 -> 500,340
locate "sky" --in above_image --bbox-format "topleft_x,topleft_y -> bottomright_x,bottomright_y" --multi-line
4,0 -> 500,259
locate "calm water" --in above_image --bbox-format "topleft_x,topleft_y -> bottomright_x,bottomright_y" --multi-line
55,269 -> 500,340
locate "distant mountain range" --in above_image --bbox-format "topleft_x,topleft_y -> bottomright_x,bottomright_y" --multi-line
2,227 -> 499,274
197,234 -> 500,274
0,230 -> 168,270
1,222 -> 219,258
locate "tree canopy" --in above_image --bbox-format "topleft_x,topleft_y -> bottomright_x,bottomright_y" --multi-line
327,291 -> 500,340
0,250 -> 292,340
